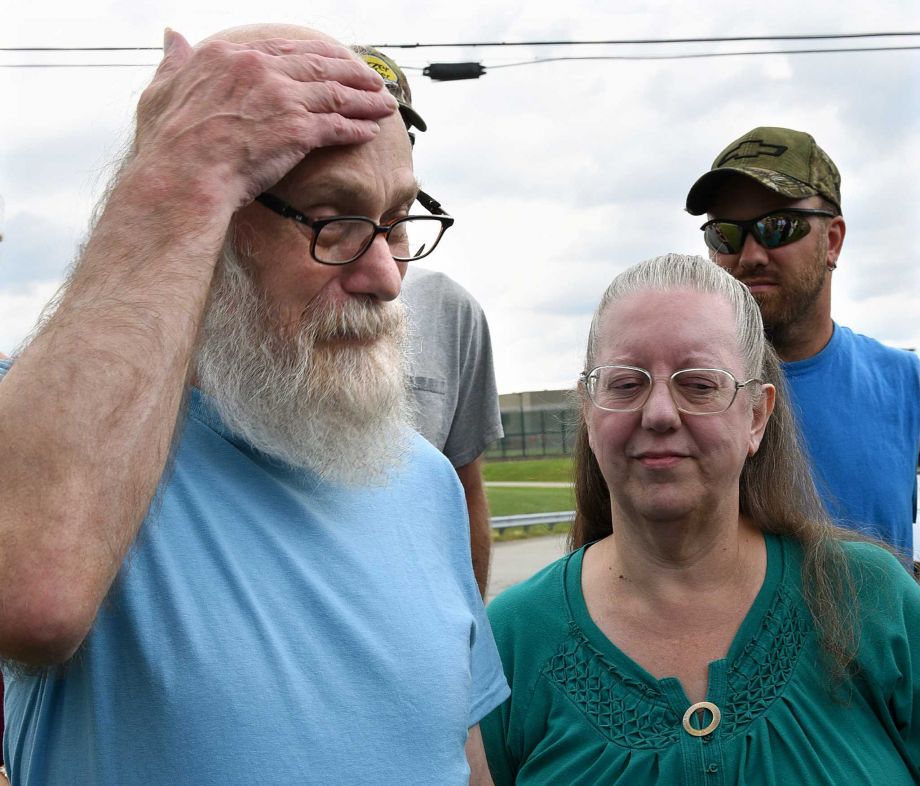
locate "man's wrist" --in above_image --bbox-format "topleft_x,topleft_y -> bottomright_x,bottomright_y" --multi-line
117,153 -> 239,229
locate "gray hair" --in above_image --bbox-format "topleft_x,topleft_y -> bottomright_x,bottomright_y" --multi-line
571,253 -> 865,683
584,253 -> 766,381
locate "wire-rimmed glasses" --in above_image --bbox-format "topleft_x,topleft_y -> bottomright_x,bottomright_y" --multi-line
580,365 -> 762,415
254,189 -> 454,265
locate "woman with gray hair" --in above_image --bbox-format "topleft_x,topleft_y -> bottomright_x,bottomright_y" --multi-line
474,254 -> 919,785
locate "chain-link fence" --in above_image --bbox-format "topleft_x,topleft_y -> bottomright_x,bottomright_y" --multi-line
486,389 -> 578,459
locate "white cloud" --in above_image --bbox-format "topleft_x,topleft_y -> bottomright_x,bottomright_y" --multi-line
2,0 -> 919,392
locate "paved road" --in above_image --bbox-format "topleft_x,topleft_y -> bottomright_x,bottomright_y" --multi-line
486,533 -> 568,603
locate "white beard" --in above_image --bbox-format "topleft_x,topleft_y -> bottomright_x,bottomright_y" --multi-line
193,242 -> 412,486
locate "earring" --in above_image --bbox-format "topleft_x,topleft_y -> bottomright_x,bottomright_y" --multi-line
827,262 -> 837,270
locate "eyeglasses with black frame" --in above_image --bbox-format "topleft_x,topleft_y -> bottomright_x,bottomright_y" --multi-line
700,207 -> 837,255
580,365 -> 762,415
254,190 -> 454,265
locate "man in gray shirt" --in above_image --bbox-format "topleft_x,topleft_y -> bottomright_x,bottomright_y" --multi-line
403,266 -> 504,596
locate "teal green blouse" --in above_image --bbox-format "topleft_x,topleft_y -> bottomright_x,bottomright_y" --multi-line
481,534 -> 919,785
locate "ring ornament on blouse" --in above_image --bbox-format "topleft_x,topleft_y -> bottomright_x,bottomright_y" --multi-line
682,701 -> 721,737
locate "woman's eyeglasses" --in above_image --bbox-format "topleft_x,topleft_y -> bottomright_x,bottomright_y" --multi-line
580,365 -> 762,415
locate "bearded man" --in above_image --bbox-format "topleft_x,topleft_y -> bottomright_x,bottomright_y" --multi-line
686,126 -> 920,559
0,24 -> 507,785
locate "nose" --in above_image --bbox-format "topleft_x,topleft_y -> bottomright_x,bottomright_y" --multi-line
640,378 -> 682,432
736,229 -> 769,270
339,235 -> 405,301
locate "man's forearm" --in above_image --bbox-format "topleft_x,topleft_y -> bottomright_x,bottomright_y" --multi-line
457,458 -> 492,598
466,724 -> 496,786
0,165 -> 229,665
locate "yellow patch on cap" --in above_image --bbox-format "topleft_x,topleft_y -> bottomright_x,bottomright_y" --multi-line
362,54 -> 398,84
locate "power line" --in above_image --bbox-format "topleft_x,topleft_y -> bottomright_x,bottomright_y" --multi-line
2,63 -> 155,68
374,31 -> 920,48
485,45 -> 920,68
1,31 -> 917,52
0,46 -> 162,52
0,63 -> 153,68
3,36 -> 917,70
5,45 -> 917,69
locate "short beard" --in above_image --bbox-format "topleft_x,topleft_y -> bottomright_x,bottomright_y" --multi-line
756,233 -> 829,345
192,241 -> 411,486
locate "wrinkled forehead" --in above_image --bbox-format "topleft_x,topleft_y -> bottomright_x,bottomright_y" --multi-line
279,112 -> 417,206
595,287 -> 743,363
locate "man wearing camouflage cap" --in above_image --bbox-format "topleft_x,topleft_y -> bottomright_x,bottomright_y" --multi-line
686,126 -> 920,559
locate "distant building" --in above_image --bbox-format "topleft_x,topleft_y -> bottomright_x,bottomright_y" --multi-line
487,389 -> 577,460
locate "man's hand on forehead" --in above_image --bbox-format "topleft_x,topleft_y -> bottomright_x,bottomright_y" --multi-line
133,29 -> 399,211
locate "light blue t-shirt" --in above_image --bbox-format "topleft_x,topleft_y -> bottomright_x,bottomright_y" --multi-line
2,377 -> 509,785
782,323 -> 920,556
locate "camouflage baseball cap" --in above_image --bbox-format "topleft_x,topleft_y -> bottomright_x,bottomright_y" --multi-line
351,45 -> 427,133
685,127 -> 841,215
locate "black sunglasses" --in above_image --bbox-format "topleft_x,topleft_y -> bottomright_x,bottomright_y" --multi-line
701,208 -> 837,255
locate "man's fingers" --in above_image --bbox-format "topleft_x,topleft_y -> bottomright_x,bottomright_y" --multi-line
230,39 -> 385,92
300,79 -> 397,121
152,28 -> 193,82
243,37 -> 357,64
250,45 -> 385,92
309,116 -> 383,149
132,33 -> 402,205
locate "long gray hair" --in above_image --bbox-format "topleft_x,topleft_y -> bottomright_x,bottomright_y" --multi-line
570,253 -> 859,680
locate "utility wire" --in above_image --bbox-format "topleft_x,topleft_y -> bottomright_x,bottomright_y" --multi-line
2,63 -> 155,68
374,31 -> 920,48
1,31 -> 918,51
0,46 -> 162,51
4,45 -> 917,68
5,45 -> 920,69
3,35 -> 917,69
484,45 -> 920,68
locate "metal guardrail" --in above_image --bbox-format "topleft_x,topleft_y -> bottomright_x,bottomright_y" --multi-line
492,510 -> 575,530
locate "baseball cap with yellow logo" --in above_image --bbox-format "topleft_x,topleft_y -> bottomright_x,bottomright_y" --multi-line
351,45 -> 427,133
685,126 -> 841,215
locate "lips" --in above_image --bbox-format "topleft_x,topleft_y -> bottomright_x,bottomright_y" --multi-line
633,451 -> 688,469
738,278 -> 779,293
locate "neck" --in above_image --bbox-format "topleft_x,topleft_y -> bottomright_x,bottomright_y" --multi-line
602,500 -> 763,600
769,282 -> 834,361
770,312 -> 834,362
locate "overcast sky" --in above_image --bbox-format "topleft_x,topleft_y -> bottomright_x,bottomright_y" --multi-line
2,1 -> 918,394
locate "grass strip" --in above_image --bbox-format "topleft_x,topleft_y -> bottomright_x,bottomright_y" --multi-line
486,486 -> 575,518
483,457 -> 574,483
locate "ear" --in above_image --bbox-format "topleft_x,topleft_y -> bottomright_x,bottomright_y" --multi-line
747,383 -> 775,457
825,215 -> 846,269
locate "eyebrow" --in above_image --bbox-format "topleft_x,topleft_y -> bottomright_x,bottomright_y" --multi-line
293,178 -> 423,212
605,354 -> 731,369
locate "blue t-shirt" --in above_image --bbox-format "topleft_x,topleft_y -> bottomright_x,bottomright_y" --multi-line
782,324 -> 920,556
1,376 -> 509,785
